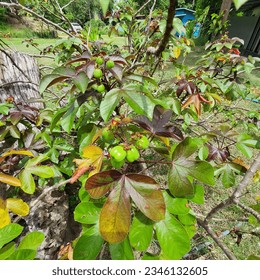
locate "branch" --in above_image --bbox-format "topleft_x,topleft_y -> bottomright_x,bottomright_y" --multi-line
197,218 -> 237,260
205,152 -> 260,223
0,2 -> 73,37
236,201 -> 260,221
61,0 -> 76,10
147,0 -> 177,57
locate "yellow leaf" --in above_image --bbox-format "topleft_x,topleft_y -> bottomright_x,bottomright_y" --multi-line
1,149 -> 34,158
6,198 -> 30,216
172,46 -> 181,59
157,136 -> 170,147
254,170 -> 260,183
0,198 -> 10,229
72,146 -> 104,182
255,195 -> 260,201
0,173 -> 21,187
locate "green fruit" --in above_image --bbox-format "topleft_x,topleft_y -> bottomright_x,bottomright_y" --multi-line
126,146 -> 140,163
110,146 -> 126,162
111,158 -> 125,168
96,57 -> 104,65
93,68 -> 103,79
136,136 -> 149,149
106,60 -> 115,69
97,84 -> 105,93
102,127 -> 114,143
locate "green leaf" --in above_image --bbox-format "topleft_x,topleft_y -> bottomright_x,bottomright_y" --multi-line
123,91 -> 154,116
9,125 -> 20,138
178,214 -> 196,225
99,185 -> 131,243
172,137 -> 200,160
222,164 -> 235,188
233,0 -> 249,10
168,158 -> 214,197
25,154 -> 49,168
164,194 -> 190,215
236,143 -> 253,158
129,211 -> 153,251
109,237 -> 134,260
28,166 -> 54,178
155,212 -> 190,259
190,185 -> 204,204
236,134 -> 257,158
50,105 -> 69,131
39,74 -> 68,94
61,101 -> 79,133
142,253 -> 160,260
19,170 -> 36,194
7,249 -> 36,260
0,242 -> 16,260
74,202 -> 101,224
99,0 -> 110,16
100,88 -> 121,122
18,232 -> 44,250
247,255 -> 260,260
0,224 -> 23,249
73,227 -> 104,260
72,71 -> 89,93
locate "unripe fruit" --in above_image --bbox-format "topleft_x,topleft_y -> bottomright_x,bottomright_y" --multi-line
102,127 -> 114,143
93,68 -> 103,79
96,57 -> 104,65
136,135 -> 149,149
106,60 -> 115,69
97,84 -> 105,93
110,145 -> 126,162
126,146 -> 140,163
111,158 -> 125,168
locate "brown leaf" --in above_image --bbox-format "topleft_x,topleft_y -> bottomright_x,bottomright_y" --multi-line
133,105 -> 183,140
125,174 -> 165,221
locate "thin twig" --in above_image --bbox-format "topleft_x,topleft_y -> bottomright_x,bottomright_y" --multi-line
197,218 -> 237,260
236,201 -> 260,221
205,152 -> 260,223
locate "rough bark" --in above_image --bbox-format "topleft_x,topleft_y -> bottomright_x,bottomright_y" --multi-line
0,49 -> 43,108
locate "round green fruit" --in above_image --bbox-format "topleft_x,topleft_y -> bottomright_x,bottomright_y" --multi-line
126,146 -> 140,163
110,145 -> 126,162
111,158 -> 125,168
136,136 -> 149,149
106,60 -> 115,69
93,68 -> 103,79
102,127 -> 114,143
97,84 -> 105,93
96,57 -> 104,65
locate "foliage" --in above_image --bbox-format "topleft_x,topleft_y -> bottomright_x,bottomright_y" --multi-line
0,0 -> 259,260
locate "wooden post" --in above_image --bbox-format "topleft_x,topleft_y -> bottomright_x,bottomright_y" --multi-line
0,49 -> 43,108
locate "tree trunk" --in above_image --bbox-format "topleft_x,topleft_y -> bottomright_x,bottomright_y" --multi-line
0,49 -> 43,108
220,0 -> 232,25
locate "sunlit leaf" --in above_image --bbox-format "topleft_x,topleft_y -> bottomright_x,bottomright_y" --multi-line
73,227 -> 104,260
6,198 -> 29,216
71,146 -> 104,183
19,170 -> 35,194
0,242 -> 16,260
0,199 -> 10,229
129,212 -> 153,251
155,212 -> 190,259
100,88 -> 121,122
74,202 -> 102,224
109,237 -> 134,260
99,0 -> 110,16
1,149 -> 34,158
233,0 -> 248,10
0,173 -> 21,187
100,185 -> 131,243
0,224 -> 23,249
18,232 -> 44,250
125,174 -> 165,221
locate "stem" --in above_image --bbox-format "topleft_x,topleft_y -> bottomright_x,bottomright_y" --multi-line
197,218 -> 237,260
